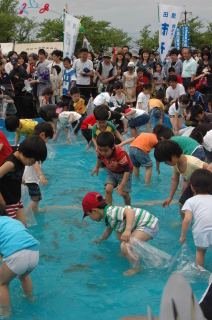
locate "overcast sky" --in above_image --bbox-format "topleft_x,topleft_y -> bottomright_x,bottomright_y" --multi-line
31,0 -> 210,45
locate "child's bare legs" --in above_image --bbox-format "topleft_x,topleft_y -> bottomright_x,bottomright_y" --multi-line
16,208 -> 27,228
145,166 -> 152,184
158,117 -> 162,125
146,121 -> 150,131
18,271 -> 33,297
0,262 -> 16,308
105,184 -> 114,205
129,127 -> 137,137
178,117 -> 183,130
169,116 -> 174,130
121,230 -> 152,276
196,247 -> 207,266
64,128 -> 70,144
133,166 -> 140,179
122,192 -> 131,205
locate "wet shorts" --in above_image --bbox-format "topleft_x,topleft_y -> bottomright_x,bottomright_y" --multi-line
6,199 -> 23,219
104,170 -> 132,193
4,249 -> 39,275
149,107 -> 162,119
137,223 -> 159,239
26,183 -> 42,202
179,183 -> 193,205
129,147 -> 152,167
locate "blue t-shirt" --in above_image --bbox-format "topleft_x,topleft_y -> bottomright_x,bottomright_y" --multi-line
62,68 -> 77,96
0,217 -> 39,258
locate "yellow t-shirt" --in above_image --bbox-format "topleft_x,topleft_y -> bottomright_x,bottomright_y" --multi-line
15,119 -> 38,137
172,155 -> 204,181
149,98 -> 164,111
73,98 -> 86,115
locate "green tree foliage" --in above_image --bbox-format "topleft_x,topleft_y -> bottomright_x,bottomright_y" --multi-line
75,16 -> 131,52
36,15 -> 131,51
36,18 -> 63,42
15,17 -> 38,43
0,0 -> 19,42
135,25 -> 158,50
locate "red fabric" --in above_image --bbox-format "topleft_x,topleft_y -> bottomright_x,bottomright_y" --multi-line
82,192 -> 105,217
136,76 -> 149,92
0,131 -> 13,166
81,114 -> 96,130
98,145 -> 133,173
176,74 -> 183,84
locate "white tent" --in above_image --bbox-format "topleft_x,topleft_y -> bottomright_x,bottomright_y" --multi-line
14,42 -> 63,54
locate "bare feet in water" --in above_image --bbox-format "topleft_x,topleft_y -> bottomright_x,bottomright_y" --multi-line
123,266 -> 142,276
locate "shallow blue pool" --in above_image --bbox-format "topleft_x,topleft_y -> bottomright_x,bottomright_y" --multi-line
1,120 -> 211,320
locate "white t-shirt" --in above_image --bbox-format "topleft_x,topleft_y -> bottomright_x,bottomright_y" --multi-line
166,84 -> 185,100
5,62 -> 13,75
182,195 -> 212,248
57,111 -> 81,129
73,59 -> 93,85
168,102 -> 185,116
123,71 -> 137,88
93,92 -> 111,106
126,108 -> 146,120
136,92 -> 150,113
23,164 -> 40,185
203,129 -> 212,152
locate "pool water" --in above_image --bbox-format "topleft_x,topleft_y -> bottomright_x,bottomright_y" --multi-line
1,121 -> 212,320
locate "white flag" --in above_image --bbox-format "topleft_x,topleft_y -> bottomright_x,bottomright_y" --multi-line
159,4 -> 183,64
63,13 -> 80,59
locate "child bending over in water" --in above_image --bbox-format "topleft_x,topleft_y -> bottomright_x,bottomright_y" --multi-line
0,204 -> 39,317
82,191 -> 159,276
180,169 -> 212,266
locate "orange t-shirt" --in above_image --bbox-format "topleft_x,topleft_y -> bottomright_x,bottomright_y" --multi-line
130,133 -> 158,154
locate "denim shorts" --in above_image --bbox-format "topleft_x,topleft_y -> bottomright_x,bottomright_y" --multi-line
129,147 -> 153,167
149,107 -> 162,119
204,147 -> 212,162
129,114 -> 150,128
191,147 -> 206,162
26,183 -> 42,202
137,223 -> 159,239
104,170 -> 132,193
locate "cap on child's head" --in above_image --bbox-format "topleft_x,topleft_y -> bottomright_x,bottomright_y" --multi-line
127,61 -> 135,68
82,192 -> 106,219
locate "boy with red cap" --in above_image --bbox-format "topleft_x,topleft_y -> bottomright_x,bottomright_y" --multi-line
82,191 -> 159,276
91,131 -> 133,206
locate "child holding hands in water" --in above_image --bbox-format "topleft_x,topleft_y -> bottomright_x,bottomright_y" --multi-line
82,191 -> 159,276
180,169 -> 212,267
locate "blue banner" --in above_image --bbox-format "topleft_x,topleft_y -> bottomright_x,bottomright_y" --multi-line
182,25 -> 190,47
174,27 -> 181,50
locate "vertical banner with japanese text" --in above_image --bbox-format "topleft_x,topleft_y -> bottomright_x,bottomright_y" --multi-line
174,27 -> 181,50
182,26 -> 190,48
63,13 -> 80,59
159,4 -> 183,64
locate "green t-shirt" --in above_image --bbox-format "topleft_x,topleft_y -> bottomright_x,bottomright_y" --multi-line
92,121 -> 116,138
171,136 -> 200,155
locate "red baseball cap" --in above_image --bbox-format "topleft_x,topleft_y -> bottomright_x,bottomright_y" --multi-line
82,192 -> 106,219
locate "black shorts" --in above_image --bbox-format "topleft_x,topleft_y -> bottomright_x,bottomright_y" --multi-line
26,183 -> 42,202
81,129 -> 92,143
179,183 -> 193,205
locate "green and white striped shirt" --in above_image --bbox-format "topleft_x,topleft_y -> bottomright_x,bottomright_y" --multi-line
103,205 -> 158,233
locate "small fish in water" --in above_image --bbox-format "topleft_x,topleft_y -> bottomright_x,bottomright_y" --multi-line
61,189 -> 68,195
77,187 -> 86,193
41,254 -> 60,261
86,283 -> 99,289
90,254 -> 106,261
73,218 -> 89,227
52,241 -> 59,249
63,219 -> 71,224
63,264 -> 91,273
53,231 -> 58,239
69,233 -> 73,241
42,224 -> 49,230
